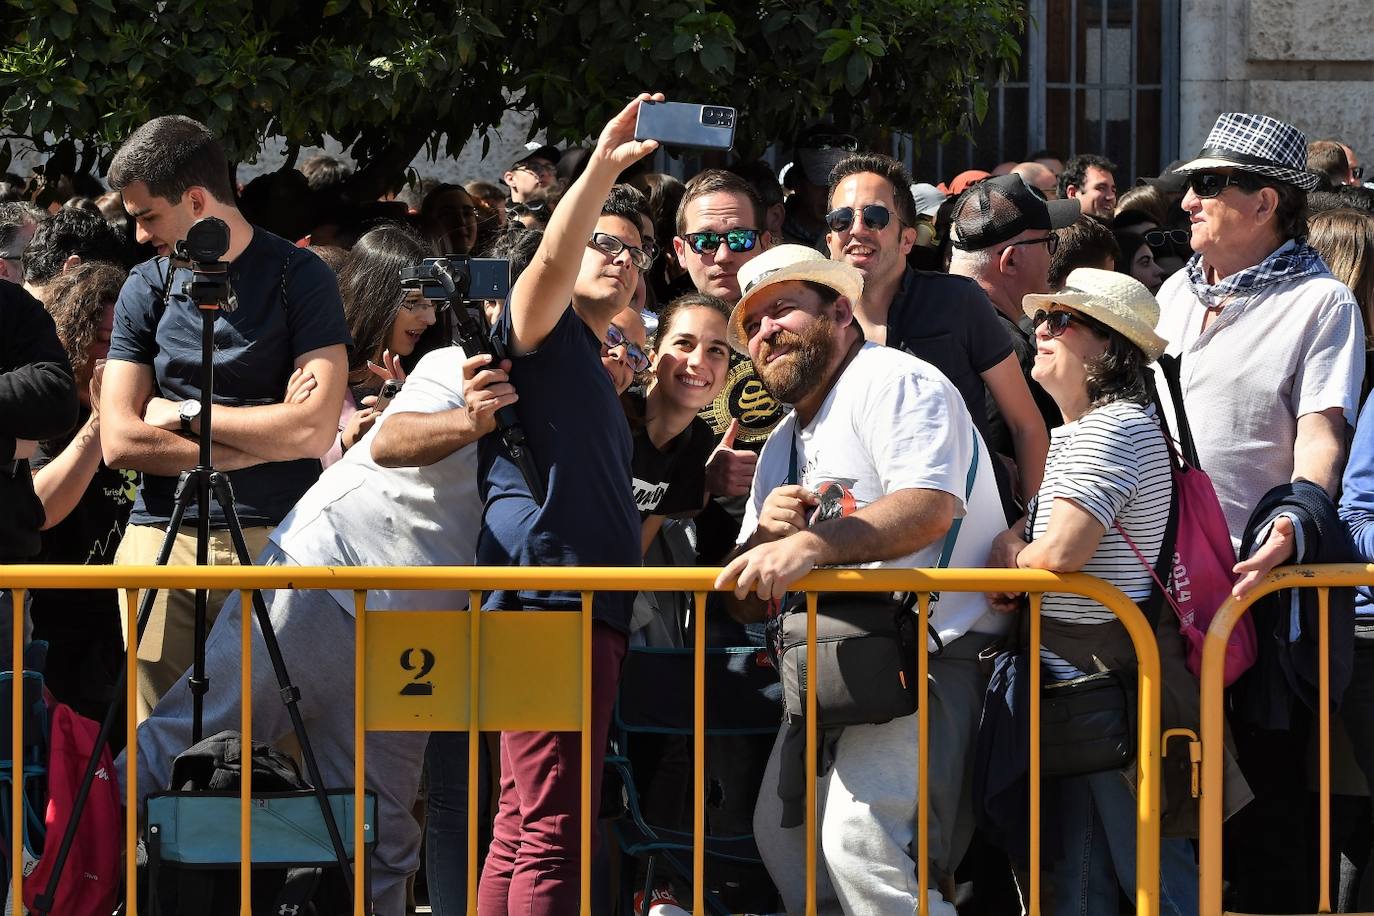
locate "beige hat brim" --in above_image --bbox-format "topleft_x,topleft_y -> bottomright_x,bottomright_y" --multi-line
1022,290 -> 1168,362
727,260 -> 865,354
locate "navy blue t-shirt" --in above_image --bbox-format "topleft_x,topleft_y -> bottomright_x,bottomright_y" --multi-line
476,306 -> 640,632
107,228 -> 351,528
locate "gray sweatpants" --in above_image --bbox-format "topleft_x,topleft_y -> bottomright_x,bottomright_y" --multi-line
754,645 -> 990,916
116,544 -> 429,916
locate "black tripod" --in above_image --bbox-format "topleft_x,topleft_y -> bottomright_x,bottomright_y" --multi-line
33,218 -> 353,914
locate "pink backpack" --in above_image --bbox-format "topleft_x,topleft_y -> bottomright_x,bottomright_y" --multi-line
1119,355 -> 1258,686
23,701 -> 121,916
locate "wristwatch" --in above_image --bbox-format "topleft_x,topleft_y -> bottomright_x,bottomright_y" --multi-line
179,399 -> 202,435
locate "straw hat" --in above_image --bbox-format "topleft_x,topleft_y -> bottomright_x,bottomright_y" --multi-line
727,245 -> 864,355
1022,267 -> 1168,362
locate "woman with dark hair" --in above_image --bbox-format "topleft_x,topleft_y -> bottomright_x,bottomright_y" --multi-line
323,223 -> 439,465
418,182 -> 480,255
29,261 -> 134,720
986,268 -> 1200,915
1113,229 -> 1167,293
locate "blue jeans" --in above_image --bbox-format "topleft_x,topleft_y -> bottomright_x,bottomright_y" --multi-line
425,730 -> 493,916
1052,770 -> 1198,916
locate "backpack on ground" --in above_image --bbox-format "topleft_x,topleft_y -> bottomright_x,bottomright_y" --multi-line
142,730 -> 374,916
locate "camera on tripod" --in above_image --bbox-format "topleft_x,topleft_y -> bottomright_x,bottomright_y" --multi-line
172,216 -> 233,312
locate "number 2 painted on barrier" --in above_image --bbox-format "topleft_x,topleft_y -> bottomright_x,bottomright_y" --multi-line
400,647 -> 435,696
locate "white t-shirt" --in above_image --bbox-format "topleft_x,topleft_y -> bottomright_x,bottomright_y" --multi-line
1154,253 -> 1365,546
736,343 -> 1009,644
1028,401 -> 1173,679
270,346 -> 482,614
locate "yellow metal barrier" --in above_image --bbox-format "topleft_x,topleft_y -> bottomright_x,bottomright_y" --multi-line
0,564 -> 1163,916
1199,563 -> 1374,916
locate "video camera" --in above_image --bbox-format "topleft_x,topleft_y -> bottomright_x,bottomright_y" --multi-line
169,216 -> 233,312
399,256 -> 546,502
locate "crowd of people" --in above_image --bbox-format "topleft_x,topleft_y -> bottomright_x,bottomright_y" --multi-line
3,94 -> 1374,916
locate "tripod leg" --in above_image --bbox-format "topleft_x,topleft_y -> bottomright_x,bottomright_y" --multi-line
210,472 -> 356,895
189,466 -> 213,744
30,472 -> 201,916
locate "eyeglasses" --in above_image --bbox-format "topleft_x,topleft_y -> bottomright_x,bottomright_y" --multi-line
1031,309 -> 1090,338
514,160 -> 556,177
680,228 -> 761,255
1144,229 -> 1190,248
1185,172 -> 1261,199
589,232 -> 653,271
399,293 -> 450,314
1001,235 -> 1060,256
825,204 -> 903,234
604,323 -> 651,372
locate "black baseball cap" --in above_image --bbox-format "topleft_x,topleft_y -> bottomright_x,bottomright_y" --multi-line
950,174 -> 1081,251
1137,158 -> 1188,194
515,144 -> 561,167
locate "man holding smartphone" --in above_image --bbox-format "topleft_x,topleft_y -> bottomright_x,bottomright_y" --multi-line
471,94 -> 660,916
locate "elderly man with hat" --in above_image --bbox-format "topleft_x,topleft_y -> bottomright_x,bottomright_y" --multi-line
1157,113 -> 1364,546
1157,111 -> 1366,913
715,244 -> 1010,916
946,174 -> 1081,493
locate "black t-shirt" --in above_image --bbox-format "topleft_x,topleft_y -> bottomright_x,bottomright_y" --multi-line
623,387 -> 716,519
884,268 -> 1014,444
107,228 -> 351,528
30,417 -> 139,621
984,310 -> 1061,457
477,307 -> 640,632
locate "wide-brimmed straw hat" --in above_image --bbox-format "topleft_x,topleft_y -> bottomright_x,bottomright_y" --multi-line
1022,267 -> 1168,362
1174,112 -> 1320,191
727,245 -> 864,355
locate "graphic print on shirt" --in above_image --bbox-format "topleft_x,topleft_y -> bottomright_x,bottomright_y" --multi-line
810,478 -> 859,524
632,477 -> 671,513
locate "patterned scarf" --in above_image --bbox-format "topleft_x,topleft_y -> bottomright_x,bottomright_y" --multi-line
1185,240 -> 1328,311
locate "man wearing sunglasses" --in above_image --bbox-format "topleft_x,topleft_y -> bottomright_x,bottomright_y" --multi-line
1156,112 -> 1366,912
471,94 -> 664,915
826,157 -> 1053,513
501,143 -> 560,205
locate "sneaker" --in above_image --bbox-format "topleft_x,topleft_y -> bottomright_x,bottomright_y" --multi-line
632,886 -> 691,915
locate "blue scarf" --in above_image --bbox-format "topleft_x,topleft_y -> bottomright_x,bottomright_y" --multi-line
1185,240 -> 1327,311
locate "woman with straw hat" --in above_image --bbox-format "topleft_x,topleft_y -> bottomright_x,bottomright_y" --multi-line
986,267 -> 1200,915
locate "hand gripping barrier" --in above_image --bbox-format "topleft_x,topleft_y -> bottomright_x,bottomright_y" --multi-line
1198,563 -> 1374,916
0,564 -> 1163,916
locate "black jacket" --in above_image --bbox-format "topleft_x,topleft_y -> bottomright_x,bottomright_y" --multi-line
0,281 -> 78,560
1233,481 -> 1356,730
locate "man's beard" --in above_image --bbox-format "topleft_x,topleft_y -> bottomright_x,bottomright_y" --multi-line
756,314 -> 837,405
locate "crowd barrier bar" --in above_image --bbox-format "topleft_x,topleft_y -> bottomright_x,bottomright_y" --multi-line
0,564 -> 1160,916
1199,563 -> 1374,916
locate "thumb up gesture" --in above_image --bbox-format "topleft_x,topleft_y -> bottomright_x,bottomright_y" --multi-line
705,418 -> 758,498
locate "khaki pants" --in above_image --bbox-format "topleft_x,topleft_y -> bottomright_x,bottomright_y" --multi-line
115,522 -> 273,721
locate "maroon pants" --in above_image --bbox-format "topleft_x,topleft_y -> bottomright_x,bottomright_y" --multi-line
477,621 -> 626,916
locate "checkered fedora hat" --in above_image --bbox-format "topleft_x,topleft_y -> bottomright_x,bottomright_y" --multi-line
1175,112 -> 1320,191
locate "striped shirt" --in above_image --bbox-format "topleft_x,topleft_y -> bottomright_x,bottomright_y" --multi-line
1026,401 -> 1173,679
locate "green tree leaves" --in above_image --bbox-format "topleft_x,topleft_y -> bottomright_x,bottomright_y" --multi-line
0,0 -> 1023,192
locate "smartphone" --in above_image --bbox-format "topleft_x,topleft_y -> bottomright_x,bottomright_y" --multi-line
634,101 -> 736,152
374,378 -> 402,412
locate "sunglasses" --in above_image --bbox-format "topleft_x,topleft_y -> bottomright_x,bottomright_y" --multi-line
1354,166 -> 1365,182
1031,309 -> 1091,338
1186,172 -> 1261,199
604,323 -> 651,372
589,232 -> 653,271
680,228 -> 761,255
1002,234 -> 1060,256
825,204 -> 903,233
1144,228 -> 1190,248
